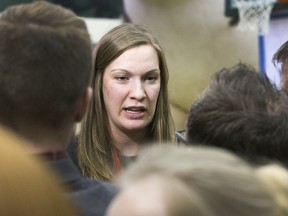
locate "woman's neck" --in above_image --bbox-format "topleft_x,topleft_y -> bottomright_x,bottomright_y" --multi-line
111,128 -> 147,157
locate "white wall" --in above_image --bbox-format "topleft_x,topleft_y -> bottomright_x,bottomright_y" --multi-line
83,17 -> 122,43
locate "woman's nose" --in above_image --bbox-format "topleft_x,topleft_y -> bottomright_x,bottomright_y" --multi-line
130,80 -> 146,100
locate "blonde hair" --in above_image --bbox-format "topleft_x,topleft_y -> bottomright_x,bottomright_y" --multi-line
256,164 -> 288,216
115,144 -> 276,216
79,23 -> 174,181
0,126 -> 79,216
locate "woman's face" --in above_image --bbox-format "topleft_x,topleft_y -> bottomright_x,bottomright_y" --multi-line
102,45 -> 160,135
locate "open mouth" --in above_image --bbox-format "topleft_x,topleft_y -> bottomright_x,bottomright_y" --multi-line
124,107 -> 146,113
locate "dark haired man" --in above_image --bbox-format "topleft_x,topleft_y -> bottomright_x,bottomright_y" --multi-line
186,63 -> 288,166
0,2 -> 116,216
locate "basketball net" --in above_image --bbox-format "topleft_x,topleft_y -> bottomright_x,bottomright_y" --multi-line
236,0 -> 276,35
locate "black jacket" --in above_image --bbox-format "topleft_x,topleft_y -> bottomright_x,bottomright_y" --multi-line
48,157 -> 117,216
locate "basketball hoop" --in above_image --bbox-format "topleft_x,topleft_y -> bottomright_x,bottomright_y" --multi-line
236,0 -> 277,35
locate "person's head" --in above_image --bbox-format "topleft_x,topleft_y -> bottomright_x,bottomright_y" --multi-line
79,23 -> 173,181
256,164 -> 288,216
0,126 -> 79,216
186,63 -> 288,165
0,1 -> 92,146
106,144 -> 276,216
272,40 -> 288,92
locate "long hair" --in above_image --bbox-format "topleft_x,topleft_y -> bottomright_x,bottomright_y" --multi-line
79,23 -> 174,181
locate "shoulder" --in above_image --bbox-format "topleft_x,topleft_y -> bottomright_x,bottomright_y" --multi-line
70,179 -> 118,216
45,156 -> 118,216
78,177 -> 118,196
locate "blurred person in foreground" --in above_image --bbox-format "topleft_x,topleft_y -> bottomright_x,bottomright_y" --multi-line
0,126 -> 79,216
107,144 -> 276,216
256,163 -> 288,216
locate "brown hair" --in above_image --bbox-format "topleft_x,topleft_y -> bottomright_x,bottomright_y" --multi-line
0,1 -> 92,132
186,63 -> 288,165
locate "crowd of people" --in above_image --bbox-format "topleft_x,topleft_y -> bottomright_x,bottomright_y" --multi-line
0,1 -> 288,216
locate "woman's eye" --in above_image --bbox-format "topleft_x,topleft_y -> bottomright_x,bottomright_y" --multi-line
146,76 -> 158,82
116,76 -> 128,81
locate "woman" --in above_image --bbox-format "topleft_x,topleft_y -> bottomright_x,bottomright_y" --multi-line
78,23 -> 174,181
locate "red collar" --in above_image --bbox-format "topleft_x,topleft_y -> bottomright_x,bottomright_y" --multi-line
112,148 -> 123,174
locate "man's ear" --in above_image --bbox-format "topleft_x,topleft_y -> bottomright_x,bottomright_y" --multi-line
74,87 -> 92,122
